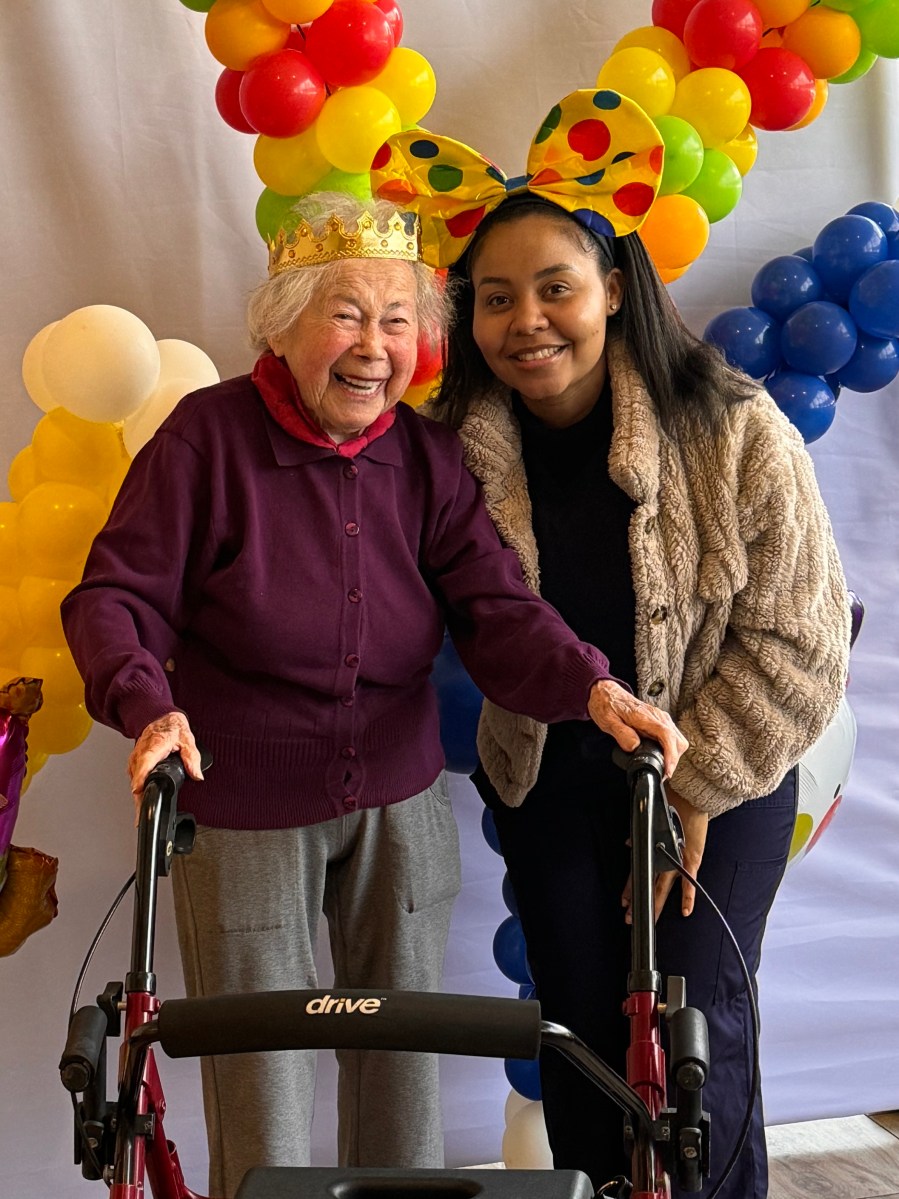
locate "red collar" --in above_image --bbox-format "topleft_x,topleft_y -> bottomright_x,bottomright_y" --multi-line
252,353 -> 396,459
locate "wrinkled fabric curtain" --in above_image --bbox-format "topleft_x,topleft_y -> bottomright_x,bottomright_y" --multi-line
1,2 -> 898,1192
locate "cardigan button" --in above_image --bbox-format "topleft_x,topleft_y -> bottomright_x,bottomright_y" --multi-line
647,680 -> 665,697
650,606 -> 668,624
345,521 -> 360,536
344,653 -> 360,668
340,746 -> 356,760
344,464 -> 359,479
348,588 -> 362,603
343,795 -> 358,811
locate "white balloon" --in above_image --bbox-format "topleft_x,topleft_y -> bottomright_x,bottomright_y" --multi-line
41,304 -> 160,423
504,1087 -> 531,1127
156,339 -> 220,390
788,694 -> 857,869
502,1100 -> 552,1170
21,321 -> 59,413
122,377 -> 195,457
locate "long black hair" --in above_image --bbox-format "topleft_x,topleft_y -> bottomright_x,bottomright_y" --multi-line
434,193 -> 756,433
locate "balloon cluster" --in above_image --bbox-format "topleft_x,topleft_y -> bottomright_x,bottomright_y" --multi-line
703,201 -> 899,442
1,306 -> 219,781
594,0 -> 899,282
180,0 -> 436,242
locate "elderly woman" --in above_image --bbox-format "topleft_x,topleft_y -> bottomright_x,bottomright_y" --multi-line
61,191 -> 686,1198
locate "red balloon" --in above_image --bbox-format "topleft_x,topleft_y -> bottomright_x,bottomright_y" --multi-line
304,0 -> 394,88
683,0 -> 763,70
285,27 -> 306,50
215,68 -> 256,134
652,0 -> 701,38
238,49 -> 326,138
410,335 -> 443,386
375,0 -> 403,46
738,47 -> 816,131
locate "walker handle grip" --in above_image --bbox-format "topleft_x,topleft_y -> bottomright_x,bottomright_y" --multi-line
157,989 -> 542,1061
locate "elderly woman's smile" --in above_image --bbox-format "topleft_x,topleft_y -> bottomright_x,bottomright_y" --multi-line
270,258 -> 420,444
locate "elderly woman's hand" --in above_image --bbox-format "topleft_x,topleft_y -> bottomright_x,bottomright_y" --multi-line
588,679 -> 688,779
652,786 -> 708,918
128,711 -> 204,822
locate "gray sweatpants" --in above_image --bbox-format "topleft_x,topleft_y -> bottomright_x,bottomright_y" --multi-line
171,774 -> 461,1198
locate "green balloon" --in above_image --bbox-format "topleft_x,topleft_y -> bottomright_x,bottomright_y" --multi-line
819,0 -> 865,10
830,47 -> 878,83
682,149 -> 742,225
255,189 -> 301,243
855,0 -> 899,58
654,115 -> 704,197
315,168 -> 374,203
179,0 -> 215,10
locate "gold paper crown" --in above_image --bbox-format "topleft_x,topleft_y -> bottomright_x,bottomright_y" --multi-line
267,211 -> 422,277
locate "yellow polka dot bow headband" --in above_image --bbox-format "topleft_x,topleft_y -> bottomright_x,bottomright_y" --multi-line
371,88 -> 665,270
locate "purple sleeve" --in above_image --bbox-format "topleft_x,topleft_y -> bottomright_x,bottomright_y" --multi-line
425,451 -> 616,723
61,431 -> 215,739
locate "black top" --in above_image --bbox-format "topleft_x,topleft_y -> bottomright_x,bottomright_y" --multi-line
474,383 -> 638,804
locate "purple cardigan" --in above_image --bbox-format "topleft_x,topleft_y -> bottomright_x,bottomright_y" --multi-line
62,375 -> 612,829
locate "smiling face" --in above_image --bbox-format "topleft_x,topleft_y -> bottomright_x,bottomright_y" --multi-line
269,258 -> 420,443
470,211 -> 623,427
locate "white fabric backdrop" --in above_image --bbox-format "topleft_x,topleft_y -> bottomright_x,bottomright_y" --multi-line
1,3 -> 898,1195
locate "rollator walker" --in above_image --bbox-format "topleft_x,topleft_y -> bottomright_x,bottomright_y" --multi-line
60,740 -> 713,1199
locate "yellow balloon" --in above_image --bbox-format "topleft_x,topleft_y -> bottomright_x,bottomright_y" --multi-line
0,503 -> 20,586
26,700 -> 93,758
639,194 -> 710,271
316,86 -> 401,174
670,68 -> 752,149
369,49 -> 438,127
254,126 -> 330,197
41,305 -> 161,423
20,750 -> 49,796
17,576 -> 76,647
31,408 -> 128,491
20,646 -> 85,707
16,483 -> 109,578
156,340 -> 220,390
21,322 -> 59,414
755,0 -> 811,24
788,79 -> 828,130
122,379 -> 195,458
261,0 -> 332,19
720,124 -> 759,176
7,446 -> 42,503
205,0 -> 289,71
597,48 -> 676,118
613,25 -> 691,82
0,585 -> 23,662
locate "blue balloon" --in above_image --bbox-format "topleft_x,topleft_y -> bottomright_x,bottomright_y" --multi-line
766,371 -> 837,444
812,215 -> 888,304
834,329 -> 899,393
848,259 -> 899,339
502,871 -> 519,916
780,301 -> 857,376
518,981 -> 536,1000
703,306 -> 782,379
481,806 -> 503,855
504,1056 -> 542,1101
431,635 -> 482,774
493,914 -> 532,985
751,255 -> 823,323
847,202 -> 899,241
793,245 -> 814,263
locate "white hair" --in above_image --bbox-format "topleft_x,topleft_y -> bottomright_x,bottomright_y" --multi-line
246,191 -> 450,352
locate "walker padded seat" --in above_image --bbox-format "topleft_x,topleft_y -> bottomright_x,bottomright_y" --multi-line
235,1166 -> 594,1198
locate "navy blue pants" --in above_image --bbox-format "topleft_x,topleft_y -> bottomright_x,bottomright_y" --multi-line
489,765 -> 797,1198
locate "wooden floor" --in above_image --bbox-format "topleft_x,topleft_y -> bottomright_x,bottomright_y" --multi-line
472,1113 -> 899,1196
768,1112 -> 899,1199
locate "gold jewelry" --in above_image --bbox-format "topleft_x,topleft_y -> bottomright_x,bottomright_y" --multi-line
267,211 -> 422,277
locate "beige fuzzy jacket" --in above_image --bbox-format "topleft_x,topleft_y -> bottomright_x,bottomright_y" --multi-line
423,338 -> 851,817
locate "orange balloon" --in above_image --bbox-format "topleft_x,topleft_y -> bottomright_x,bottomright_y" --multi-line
0,503 -> 20,586
205,0 -> 290,71
31,408 -> 128,492
781,8 -> 861,79
7,447 -> 42,503
638,194 -> 710,271
754,0 -> 811,25
787,78 -> 828,129
0,585 -> 23,663
658,263 -> 691,284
